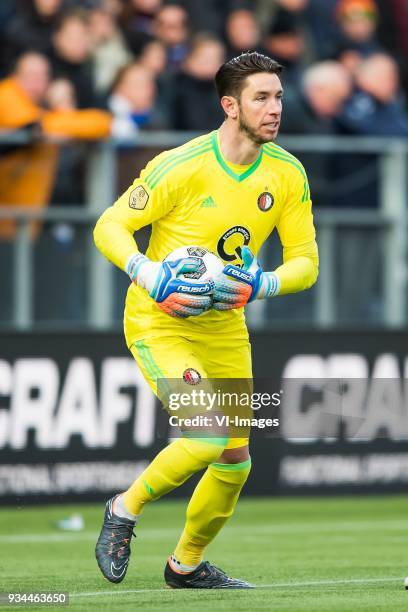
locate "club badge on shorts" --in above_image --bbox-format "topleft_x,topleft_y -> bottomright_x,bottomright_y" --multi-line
257,191 -> 274,212
183,368 -> 201,385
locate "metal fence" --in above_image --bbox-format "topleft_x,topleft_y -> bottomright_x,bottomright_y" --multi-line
0,132 -> 407,330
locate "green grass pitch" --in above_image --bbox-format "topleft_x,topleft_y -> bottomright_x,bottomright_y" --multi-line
1,495 -> 408,611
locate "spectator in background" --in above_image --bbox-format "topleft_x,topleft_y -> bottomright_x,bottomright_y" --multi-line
138,39 -> 167,77
3,0 -> 63,70
280,61 -> 352,207
263,9 -> 306,87
153,4 -> 190,70
101,0 -> 124,18
0,52 -> 50,131
273,0 -> 308,9
0,51 -> 110,139
137,37 -> 174,127
334,54 -> 408,211
45,77 -> 76,110
0,52 -> 57,242
337,53 -> 408,136
357,0 -> 407,103
180,0 -> 230,38
0,52 -> 111,239
224,9 -> 262,60
50,8 -> 101,108
280,60 -> 352,134
89,5 -> 133,95
256,0 -> 308,38
109,62 -> 161,138
170,34 -> 225,131
334,0 -> 381,59
0,50 -> 111,142
301,0 -> 339,60
121,0 -> 162,55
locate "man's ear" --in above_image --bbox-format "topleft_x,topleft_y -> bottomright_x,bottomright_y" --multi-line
220,95 -> 239,119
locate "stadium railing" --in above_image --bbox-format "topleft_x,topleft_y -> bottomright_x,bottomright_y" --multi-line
0,132 -> 406,330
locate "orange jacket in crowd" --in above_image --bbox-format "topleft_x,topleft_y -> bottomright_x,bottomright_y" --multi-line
0,77 -> 112,138
0,77 -> 112,239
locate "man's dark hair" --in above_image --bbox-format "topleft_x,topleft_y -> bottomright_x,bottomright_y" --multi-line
215,52 -> 282,100
54,7 -> 90,33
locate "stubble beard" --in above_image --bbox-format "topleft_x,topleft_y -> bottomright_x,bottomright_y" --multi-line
238,106 -> 277,146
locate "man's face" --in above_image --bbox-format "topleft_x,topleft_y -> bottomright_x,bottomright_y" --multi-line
16,55 -> 50,103
117,66 -> 156,112
236,73 -> 283,145
54,19 -> 91,64
34,0 -> 62,18
155,6 -> 188,46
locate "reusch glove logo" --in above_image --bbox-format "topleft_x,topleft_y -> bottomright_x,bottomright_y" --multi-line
223,266 -> 252,284
176,282 -> 213,294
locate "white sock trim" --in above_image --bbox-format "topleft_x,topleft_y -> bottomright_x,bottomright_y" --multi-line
170,554 -> 200,573
113,493 -> 139,522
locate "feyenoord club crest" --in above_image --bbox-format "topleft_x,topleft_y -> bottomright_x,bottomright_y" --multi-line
183,368 -> 201,385
257,191 -> 274,212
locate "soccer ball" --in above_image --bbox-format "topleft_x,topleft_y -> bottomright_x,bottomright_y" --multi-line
164,246 -> 224,282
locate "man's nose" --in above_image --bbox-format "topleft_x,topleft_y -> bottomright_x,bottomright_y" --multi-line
267,100 -> 282,115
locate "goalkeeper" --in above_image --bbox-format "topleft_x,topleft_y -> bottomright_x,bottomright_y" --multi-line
94,51 -> 318,589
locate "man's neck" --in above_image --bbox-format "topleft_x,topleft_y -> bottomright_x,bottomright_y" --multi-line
218,121 -> 262,165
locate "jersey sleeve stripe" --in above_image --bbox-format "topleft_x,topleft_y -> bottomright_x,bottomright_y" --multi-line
144,136 -> 212,187
266,143 -> 310,199
146,144 -> 213,189
145,137 -> 211,186
263,148 -> 310,202
264,144 -> 307,179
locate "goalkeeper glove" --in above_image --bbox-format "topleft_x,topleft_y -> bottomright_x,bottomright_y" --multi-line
213,246 -> 280,311
126,253 -> 213,318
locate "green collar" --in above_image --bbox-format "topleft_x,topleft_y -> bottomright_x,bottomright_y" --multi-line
211,131 -> 263,182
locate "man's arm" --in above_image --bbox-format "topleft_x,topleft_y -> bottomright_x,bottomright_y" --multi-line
93,157 -> 212,318
273,240 -> 319,295
274,164 -> 319,294
93,157 -> 173,272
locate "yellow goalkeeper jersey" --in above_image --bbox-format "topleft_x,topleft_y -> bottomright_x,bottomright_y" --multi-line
94,130 -> 318,345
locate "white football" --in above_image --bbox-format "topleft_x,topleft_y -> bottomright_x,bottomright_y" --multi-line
164,246 -> 224,283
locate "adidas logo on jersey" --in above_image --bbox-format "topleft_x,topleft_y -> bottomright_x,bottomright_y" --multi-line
200,196 -> 217,208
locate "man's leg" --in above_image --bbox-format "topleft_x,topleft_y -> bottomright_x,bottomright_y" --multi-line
121,436 -> 228,516
169,444 -> 251,572
95,335 -> 227,583
165,336 -> 254,588
120,338 -> 227,516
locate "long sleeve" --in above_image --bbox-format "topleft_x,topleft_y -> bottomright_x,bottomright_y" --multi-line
275,158 -> 319,294
93,153 -> 175,270
274,239 -> 319,294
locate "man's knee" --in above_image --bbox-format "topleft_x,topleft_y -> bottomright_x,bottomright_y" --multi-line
217,445 -> 250,464
180,436 -> 229,465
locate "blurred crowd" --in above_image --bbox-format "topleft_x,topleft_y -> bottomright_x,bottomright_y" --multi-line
1,0 -> 408,322
0,0 -> 407,139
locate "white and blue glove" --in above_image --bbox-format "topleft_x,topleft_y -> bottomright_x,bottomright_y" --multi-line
213,246 -> 280,311
126,253 -> 213,318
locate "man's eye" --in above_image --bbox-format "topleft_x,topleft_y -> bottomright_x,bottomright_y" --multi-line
256,96 -> 266,101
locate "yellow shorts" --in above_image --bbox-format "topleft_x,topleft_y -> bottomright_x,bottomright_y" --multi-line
129,333 -> 252,450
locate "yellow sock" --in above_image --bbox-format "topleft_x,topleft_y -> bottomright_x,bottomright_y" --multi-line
123,437 -> 227,516
174,458 -> 251,567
